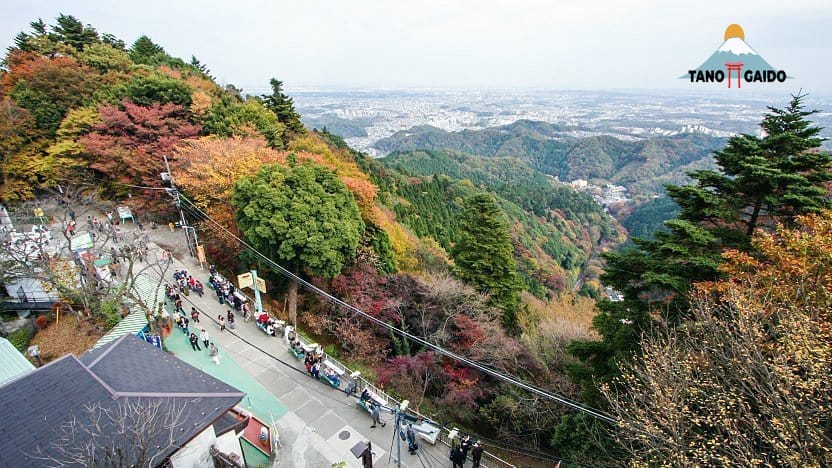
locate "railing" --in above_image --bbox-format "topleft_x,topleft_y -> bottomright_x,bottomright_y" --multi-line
211,273 -> 518,468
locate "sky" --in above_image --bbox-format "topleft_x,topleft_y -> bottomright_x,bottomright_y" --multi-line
1,0 -> 830,93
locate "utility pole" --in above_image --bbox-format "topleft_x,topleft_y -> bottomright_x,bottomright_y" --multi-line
162,155 -> 196,257
387,400 -> 409,467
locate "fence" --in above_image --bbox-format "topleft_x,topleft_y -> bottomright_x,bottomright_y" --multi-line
223,275 -> 518,468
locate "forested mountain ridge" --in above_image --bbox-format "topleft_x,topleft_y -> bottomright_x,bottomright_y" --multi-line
379,149 -> 625,295
375,120 -> 726,195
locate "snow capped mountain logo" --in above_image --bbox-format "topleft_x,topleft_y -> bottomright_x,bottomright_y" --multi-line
686,24 -> 788,88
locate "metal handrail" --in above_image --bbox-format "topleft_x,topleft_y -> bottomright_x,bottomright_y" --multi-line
219,275 -> 517,468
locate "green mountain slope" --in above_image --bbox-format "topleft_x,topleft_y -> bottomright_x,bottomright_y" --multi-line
375,120 -> 726,195
374,150 -> 624,297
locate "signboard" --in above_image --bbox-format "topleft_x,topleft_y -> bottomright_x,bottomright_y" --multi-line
33,207 -> 44,218
70,232 -> 94,251
237,272 -> 253,289
256,277 -> 267,293
145,334 -> 162,349
196,245 -> 206,264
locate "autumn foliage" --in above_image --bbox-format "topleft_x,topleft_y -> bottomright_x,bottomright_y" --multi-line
605,212 -> 832,466
81,100 -> 200,210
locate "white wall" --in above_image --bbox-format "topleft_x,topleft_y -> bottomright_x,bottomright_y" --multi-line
215,429 -> 244,464
170,425 -> 216,468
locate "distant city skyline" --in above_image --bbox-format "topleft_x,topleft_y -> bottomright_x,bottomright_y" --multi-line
1,0 -> 830,93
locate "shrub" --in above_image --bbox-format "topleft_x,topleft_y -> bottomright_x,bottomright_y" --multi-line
8,327 -> 33,351
35,315 -> 48,330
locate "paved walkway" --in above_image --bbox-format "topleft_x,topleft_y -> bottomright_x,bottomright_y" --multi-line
26,205 -> 457,468
143,234 -> 453,467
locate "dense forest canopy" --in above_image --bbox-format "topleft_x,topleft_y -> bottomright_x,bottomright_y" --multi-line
2,14 -> 830,467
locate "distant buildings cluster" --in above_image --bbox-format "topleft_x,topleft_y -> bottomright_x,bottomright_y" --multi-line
570,179 -> 630,208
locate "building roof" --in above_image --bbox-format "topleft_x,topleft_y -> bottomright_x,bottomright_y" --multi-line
0,336 -> 35,386
92,273 -> 164,349
0,334 -> 244,467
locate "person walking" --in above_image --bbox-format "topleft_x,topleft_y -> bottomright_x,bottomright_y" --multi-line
450,445 -> 466,468
191,307 -> 200,323
218,315 -> 226,332
460,434 -> 473,460
209,343 -> 220,364
370,402 -> 386,428
226,310 -> 235,329
181,316 -> 189,336
471,441 -> 484,468
188,332 -> 201,351
406,424 -> 419,454
200,329 -> 209,349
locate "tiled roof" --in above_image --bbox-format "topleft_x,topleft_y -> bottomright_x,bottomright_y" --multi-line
0,337 -> 35,387
0,334 -> 244,467
92,273 -> 164,349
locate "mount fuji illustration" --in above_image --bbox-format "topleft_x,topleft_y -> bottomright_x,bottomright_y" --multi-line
692,35 -> 776,73
684,24 -> 788,85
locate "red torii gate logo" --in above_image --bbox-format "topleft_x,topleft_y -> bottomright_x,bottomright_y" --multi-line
724,62 -> 743,88
685,24 -> 788,89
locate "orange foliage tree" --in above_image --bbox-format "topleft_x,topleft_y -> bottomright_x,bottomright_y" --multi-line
173,136 -> 283,267
605,211 -> 832,466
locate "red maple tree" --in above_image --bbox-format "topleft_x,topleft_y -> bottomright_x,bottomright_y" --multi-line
82,100 -> 201,211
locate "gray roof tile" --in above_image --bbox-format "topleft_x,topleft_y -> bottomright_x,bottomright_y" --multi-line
0,335 -> 244,467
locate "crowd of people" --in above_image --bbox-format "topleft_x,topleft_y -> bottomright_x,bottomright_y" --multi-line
256,312 -> 281,336
207,266 -> 248,311
172,269 -> 204,297
163,271 -> 222,364
449,433 -> 484,468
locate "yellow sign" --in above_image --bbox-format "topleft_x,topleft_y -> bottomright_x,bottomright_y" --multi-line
237,272 -> 253,289
196,245 -> 206,264
33,207 -> 44,218
256,277 -> 267,293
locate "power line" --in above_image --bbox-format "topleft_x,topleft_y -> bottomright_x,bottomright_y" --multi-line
176,194 -> 619,425
169,268 -> 555,465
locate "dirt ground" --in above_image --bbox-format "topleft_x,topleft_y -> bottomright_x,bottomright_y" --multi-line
30,314 -> 104,363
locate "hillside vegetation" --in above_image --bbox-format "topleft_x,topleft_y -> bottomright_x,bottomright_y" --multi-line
3,15 -> 830,466
375,120 -> 725,195
379,149 -> 624,296
0,15 -> 610,461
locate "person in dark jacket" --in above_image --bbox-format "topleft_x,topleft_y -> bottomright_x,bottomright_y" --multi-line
450,445 -> 465,468
188,332 -> 201,351
471,441 -> 484,467
406,424 -> 418,454
460,434 -> 472,460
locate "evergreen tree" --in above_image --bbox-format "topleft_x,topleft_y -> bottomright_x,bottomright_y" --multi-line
9,19 -> 48,53
452,193 -> 521,333
30,19 -> 48,36
189,55 -> 212,78
101,33 -> 126,50
129,35 -> 166,64
260,78 -> 305,134
232,159 -> 364,328
562,93 -> 832,456
51,14 -> 99,51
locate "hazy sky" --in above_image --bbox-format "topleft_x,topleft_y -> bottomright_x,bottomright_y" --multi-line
1,0 -> 830,93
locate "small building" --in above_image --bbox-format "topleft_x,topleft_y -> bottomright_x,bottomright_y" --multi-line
0,336 -> 35,386
0,334 -> 247,467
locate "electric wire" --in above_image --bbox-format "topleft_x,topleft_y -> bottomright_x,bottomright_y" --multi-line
170,272 -> 549,465
176,193 -> 619,425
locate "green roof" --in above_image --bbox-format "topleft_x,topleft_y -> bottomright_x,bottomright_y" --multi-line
92,274 -> 164,349
0,337 -> 35,386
